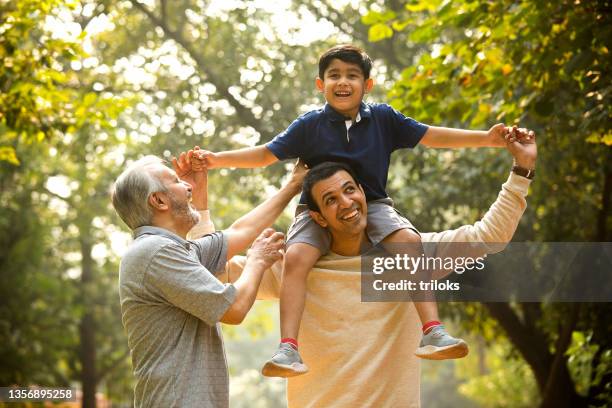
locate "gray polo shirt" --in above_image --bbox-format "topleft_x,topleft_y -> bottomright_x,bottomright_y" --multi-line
119,226 -> 236,407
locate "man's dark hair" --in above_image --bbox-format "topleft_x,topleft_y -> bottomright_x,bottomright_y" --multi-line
304,162 -> 360,212
318,45 -> 373,79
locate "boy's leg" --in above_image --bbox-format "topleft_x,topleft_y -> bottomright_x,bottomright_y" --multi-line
280,243 -> 321,340
382,228 -> 440,323
371,204 -> 468,360
262,243 -> 319,377
262,207 -> 329,378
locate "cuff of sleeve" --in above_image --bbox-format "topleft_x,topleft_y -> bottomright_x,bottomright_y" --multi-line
187,211 -> 216,240
198,210 -> 212,225
264,143 -> 284,161
209,283 -> 237,325
504,172 -> 532,196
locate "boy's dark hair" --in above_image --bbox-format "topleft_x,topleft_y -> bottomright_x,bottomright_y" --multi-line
304,162 -> 361,212
318,45 -> 373,79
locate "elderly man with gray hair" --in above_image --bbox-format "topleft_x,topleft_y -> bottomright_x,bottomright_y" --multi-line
111,149 -> 306,408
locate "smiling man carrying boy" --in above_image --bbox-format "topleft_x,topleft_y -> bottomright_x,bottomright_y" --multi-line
202,44 -> 527,376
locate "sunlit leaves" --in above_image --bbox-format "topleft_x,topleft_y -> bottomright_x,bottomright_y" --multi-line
0,145 -> 19,165
368,23 -> 393,42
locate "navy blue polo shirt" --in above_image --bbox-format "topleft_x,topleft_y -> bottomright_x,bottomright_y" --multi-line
266,102 -> 429,203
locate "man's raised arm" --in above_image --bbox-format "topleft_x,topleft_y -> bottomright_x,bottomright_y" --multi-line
224,160 -> 307,259
423,131 -> 537,256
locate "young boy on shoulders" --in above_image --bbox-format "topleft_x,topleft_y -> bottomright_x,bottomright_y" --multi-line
202,45 -> 525,377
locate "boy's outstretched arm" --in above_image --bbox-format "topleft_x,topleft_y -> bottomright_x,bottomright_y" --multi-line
420,124 -> 509,148
202,145 -> 279,169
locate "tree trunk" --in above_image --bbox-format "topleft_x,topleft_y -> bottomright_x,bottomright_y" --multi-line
540,304 -> 587,407
484,303 -> 552,391
540,362 -> 587,408
80,237 -> 96,408
484,303 -> 587,407
596,151 -> 611,241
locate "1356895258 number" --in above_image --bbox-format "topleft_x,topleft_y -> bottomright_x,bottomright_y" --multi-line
0,387 -> 76,402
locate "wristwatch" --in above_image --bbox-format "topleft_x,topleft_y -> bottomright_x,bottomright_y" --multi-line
511,165 -> 535,179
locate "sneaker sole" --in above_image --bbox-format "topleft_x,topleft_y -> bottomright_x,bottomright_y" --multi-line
415,340 -> 469,360
261,361 -> 309,378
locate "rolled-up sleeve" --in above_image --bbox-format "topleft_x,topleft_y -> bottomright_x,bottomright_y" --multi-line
386,104 -> 429,149
266,116 -> 306,160
192,231 -> 228,275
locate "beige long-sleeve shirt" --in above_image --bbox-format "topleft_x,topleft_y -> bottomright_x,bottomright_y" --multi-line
211,173 -> 531,408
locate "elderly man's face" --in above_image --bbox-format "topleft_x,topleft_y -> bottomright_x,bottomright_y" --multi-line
309,170 -> 368,237
153,165 -> 200,227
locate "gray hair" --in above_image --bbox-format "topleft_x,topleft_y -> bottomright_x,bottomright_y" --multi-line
111,155 -> 168,230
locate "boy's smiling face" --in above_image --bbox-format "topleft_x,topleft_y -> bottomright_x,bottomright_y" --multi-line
316,58 -> 373,120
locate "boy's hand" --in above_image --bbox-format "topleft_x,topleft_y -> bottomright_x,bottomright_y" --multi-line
199,150 -> 220,169
487,123 -> 510,147
172,146 -> 208,188
191,146 -> 207,171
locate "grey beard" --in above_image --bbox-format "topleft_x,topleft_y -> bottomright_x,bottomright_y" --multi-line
168,192 -> 200,228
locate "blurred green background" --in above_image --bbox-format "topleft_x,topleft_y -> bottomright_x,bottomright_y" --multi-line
0,0 -> 610,407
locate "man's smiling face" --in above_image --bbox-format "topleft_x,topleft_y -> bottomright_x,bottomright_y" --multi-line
309,170 -> 368,239
316,58 -> 373,120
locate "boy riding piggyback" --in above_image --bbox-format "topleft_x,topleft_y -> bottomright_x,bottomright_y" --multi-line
202,45 -> 517,377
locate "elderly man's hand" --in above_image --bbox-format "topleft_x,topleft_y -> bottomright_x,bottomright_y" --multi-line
172,146 -> 208,187
172,146 -> 209,210
198,149 -> 221,169
505,129 -> 537,169
246,228 -> 285,269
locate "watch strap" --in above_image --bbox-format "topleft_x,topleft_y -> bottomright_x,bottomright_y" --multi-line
511,165 -> 535,179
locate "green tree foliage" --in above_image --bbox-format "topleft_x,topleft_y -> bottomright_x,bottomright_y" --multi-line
0,0 -> 106,165
0,1 -> 132,406
2,0 -> 610,406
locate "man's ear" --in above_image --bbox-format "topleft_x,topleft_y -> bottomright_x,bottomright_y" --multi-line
364,78 -> 374,93
309,210 -> 328,228
149,192 -> 169,211
315,77 -> 324,93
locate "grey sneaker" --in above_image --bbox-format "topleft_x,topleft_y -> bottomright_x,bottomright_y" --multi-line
415,325 -> 469,360
261,343 -> 309,377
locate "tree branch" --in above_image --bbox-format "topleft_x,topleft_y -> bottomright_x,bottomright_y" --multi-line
43,186 -> 72,205
128,0 -> 263,132
304,1 -> 406,72
160,0 -> 167,27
